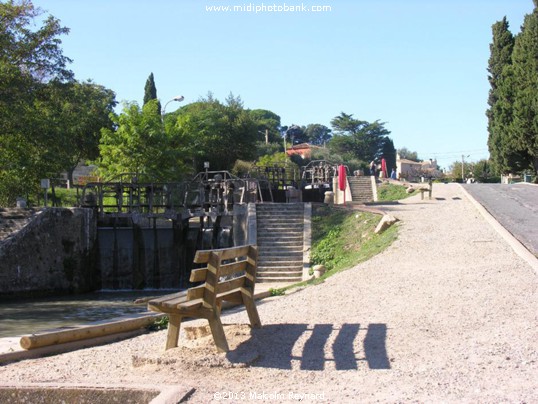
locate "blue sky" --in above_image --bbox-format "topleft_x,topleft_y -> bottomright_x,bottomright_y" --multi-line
36,0 -> 533,169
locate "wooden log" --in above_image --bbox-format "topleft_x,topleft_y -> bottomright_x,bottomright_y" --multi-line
20,314 -> 161,350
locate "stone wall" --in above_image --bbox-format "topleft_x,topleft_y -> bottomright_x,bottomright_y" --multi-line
0,208 -> 97,298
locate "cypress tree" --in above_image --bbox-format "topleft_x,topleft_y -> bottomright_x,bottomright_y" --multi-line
486,17 -> 517,174
143,72 -> 161,113
511,6 -> 538,175
381,137 -> 397,175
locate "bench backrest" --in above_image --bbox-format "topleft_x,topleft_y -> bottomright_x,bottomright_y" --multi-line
187,245 -> 258,309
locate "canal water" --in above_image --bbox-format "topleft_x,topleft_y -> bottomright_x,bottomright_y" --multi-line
0,290 -> 176,338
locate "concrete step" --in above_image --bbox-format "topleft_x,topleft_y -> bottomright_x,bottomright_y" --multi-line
258,245 -> 303,252
257,276 -> 303,283
257,244 -> 304,252
257,217 -> 303,222
256,203 -> 305,283
258,236 -> 303,242
257,234 -> 303,239
258,257 -> 303,264
258,259 -> 303,266
257,274 -> 302,280
258,256 -> 303,262
257,268 -> 303,273
256,216 -> 303,222
258,246 -> 303,251
256,205 -> 304,211
257,267 -> 303,275
258,221 -> 303,230
258,236 -> 303,241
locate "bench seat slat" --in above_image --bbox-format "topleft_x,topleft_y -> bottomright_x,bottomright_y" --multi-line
190,261 -> 249,283
186,284 -> 205,300
216,276 -> 246,295
218,261 -> 247,277
147,290 -> 188,306
194,245 -> 251,263
190,267 -> 207,283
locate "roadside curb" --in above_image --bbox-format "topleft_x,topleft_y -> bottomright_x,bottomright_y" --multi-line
459,184 -> 538,274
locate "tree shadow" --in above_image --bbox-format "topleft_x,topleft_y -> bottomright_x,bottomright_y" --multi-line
226,323 -> 390,371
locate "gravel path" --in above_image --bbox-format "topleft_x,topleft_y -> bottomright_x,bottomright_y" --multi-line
0,183 -> 536,403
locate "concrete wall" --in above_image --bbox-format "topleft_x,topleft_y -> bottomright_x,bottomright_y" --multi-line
0,208 -> 97,298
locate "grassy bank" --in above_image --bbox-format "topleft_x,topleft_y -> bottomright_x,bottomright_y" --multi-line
377,182 -> 417,201
272,205 -> 398,294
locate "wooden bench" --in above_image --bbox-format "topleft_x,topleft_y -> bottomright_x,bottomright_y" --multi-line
419,179 -> 433,200
147,245 -> 261,352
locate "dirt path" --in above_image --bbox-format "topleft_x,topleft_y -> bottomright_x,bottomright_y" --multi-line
0,183 -> 536,403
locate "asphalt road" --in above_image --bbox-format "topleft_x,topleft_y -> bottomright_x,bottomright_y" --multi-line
462,183 -> 538,257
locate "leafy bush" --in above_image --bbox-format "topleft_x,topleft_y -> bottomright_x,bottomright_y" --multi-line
147,315 -> 169,331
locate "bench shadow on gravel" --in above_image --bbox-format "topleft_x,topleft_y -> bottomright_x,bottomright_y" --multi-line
226,323 -> 390,370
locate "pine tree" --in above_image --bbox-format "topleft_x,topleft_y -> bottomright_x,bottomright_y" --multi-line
511,6 -> 538,175
143,72 -> 161,113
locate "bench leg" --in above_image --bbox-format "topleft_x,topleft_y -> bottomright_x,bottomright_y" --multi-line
208,314 -> 229,353
166,314 -> 182,350
242,293 -> 261,328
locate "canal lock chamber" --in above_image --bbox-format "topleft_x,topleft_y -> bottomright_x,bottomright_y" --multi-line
96,204 -> 248,291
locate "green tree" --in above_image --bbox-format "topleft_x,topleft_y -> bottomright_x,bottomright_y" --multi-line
510,6 -> 538,176
473,159 -> 496,182
329,112 -> 391,164
0,0 -> 74,204
330,112 -> 365,134
285,125 -> 307,145
98,100 -> 187,181
397,147 -> 419,161
36,80 -> 117,183
486,17 -> 522,174
143,72 -> 161,113
249,109 -> 282,144
449,160 -> 474,182
381,137 -> 397,175
304,124 -> 332,146
254,141 -> 282,159
170,95 -> 259,173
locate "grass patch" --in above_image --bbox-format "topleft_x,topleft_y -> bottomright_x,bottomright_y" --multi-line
275,205 -> 398,293
377,182 -> 416,201
147,315 -> 169,331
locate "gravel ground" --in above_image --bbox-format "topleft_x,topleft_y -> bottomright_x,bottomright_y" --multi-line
0,183 -> 536,403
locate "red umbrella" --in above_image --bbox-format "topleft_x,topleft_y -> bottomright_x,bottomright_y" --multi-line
338,165 -> 347,204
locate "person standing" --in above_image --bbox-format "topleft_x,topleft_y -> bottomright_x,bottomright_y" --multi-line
369,161 -> 376,177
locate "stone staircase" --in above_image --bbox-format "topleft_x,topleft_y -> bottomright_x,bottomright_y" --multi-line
256,203 -> 304,283
348,176 -> 376,203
